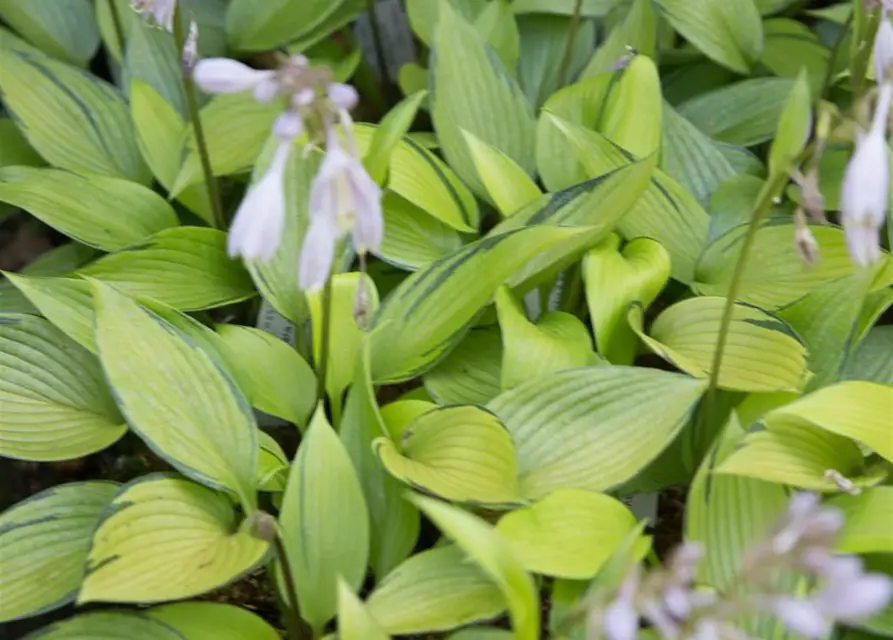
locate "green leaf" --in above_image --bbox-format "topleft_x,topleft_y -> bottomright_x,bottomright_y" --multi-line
631,296 -> 809,392
768,69 -> 812,177
124,14 -> 186,118
495,489 -> 638,579
411,494 -> 539,640
3,275 -> 95,351
678,77 -> 796,147
93,282 -> 258,507
79,227 -> 256,311
364,91 -> 428,184
473,0 -> 520,70
0,167 -> 178,251
694,223 -> 858,309
279,407 -> 369,633
654,0 -> 762,74
214,324 -> 316,429
844,326 -> 893,384
378,192 -> 464,270
365,545 -> 505,635
226,0 -> 342,50
79,475 -> 269,604
0,117 -> 44,168
338,580 -> 390,640
0,48 -> 150,183
829,488 -> 893,554
380,399 -> 438,441
761,19 -> 829,80
462,129 -> 541,216
495,286 -> 599,390
0,313 -> 126,461
764,381 -> 893,463
488,366 -> 707,499
423,325 -> 503,406
0,244 -> 95,314
129,78 -> 186,191
600,55 -> 662,158
0,0 -> 98,65
430,0 -> 536,199
369,225 -> 592,383
582,234 -> 671,364
341,344 -> 420,580
375,405 -> 521,506
148,602 -> 281,640
256,431 -> 288,492
308,273 -> 378,408
448,630 -> 514,640
23,612 -> 185,640
580,0 -> 657,77
0,482 -> 118,622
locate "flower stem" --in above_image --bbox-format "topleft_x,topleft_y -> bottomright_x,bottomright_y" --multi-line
172,7 -> 226,230
107,0 -> 127,59
821,11 -> 854,100
559,0 -> 584,86
273,532 -> 312,640
316,275 -> 334,406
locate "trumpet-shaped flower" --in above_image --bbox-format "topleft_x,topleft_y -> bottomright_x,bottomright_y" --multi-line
876,11 -> 893,83
131,0 -> 176,31
193,58 -> 276,97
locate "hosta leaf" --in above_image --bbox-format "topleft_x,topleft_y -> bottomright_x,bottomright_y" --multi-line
279,407 -> 369,633
363,91 -> 428,185
226,0 -> 340,50
0,0 -> 98,66
124,14 -> 186,119
582,234 -> 671,364
0,117 -> 44,168
488,366 -> 706,499
79,227 -> 255,311
0,313 -> 126,461
631,296 -> 809,392
338,579 -> 390,640
768,69 -> 812,177
79,476 -> 269,603
411,494 -> 539,640
600,55 -> 662,158
0,482 -> 118,622
148,602 -> 281,640
0,48 -> 150,183
130,78 -> 186,191
580,0 -> 657,77
462,129 -> 541,216
93,282 -> 258,507
830,488 -> 893,554
380,399 -> 438,441
366,545 -> 505,635
375,405 -> 521,506
214,324 -> 316,429
844,326 -> 893,384
495,489 -> 638,579
430,0 -> 536,198
761,18 -> 829,80
423,325 -> 503,406
0,167 -> 178,251
256,431 -> 288,492
341,344 -> 420,580
23,612 -> 185,640
378,192 -> 464,270
448,629 -> 514,640
653,0 -> 762,74
495,286 -> 599,390
369,225 -> 591,383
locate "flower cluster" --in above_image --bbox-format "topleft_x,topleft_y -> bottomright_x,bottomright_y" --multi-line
193,55 -> 382,291
588,492 -> 892,640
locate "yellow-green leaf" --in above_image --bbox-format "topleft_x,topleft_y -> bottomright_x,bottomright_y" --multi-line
829,487 -> 893,554
256,431 -> 288,492
600,55 -> 662,158
130,78 -> 185,191
462,129 -> 541,216
423,325 -> 503,406
378,192 -> 464,270
0,0 -> 99,66
93,282 -> 258,507
364,91 -> 428,185
0,482 -> 118,622
768,68 -> 812,177
148,602 -> 281,640
79,476 -> 269,604
337,579 -> 390,640
23,612 -> 185,640
580,0 -> 657,77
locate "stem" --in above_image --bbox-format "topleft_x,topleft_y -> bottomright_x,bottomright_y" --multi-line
852,7 -> 882,99
559,0 -> 584,86
365,0 -> 390,87
821,11 -> 854,100
107,0 -> 127,59
273,533 -> 312,640
172,6 -> 226,230
316,275 -> 334,405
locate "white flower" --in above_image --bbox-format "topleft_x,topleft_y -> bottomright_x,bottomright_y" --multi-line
131,0 -> 176,31
298,215 -> 339,292
602,571 -> 640,640
840,82 -> 892,267
193,58 -> 276,96
329,83 -> 359,110
227,139 -> 292,262
774,597 -> 829,638
876,12 -> 893,83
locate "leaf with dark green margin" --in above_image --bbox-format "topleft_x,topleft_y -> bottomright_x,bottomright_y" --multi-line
148,602 -> 281,640
22,612 -> 186,640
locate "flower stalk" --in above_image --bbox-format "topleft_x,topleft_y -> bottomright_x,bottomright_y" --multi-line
559,0 -> 585,86
315,275 -> 334,408
272,530 -> 312,640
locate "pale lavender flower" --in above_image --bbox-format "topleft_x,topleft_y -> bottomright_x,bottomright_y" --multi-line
770,492 -> 843,555
602,571 -> 640,640
193,58 -> 276,96
181,19 -> 198,74
131,0 -> 176,31
876,11 -> 893,82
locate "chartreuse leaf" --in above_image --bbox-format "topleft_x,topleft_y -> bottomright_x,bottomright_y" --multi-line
764,381 -> 893,462
581,0 -> 657,77
488,366 -> 706,499
226,0 -> 340,50
829,488 -> 893,554
716,415 -> 886,491
148,602 -> 280,640
129,78 -> 186,192
654,0 -> 762,74
0,48 -> 150,183
495,489 -> 638,579
369,225 -> 591,383
341,343 -> 420,580
462,129 -> 542,216
694,224 -> 857,309
844,326 -> 893,384
0,0 -> 99,66
214,324 -> 316,429
364,91 -> 428,184
0,313 -> 126,461
79,227 -> 255,311
365,545 -> 505,635
79,475 -> 268,603
256,431 -> 288,492
338,579 -> 390,640
309,273 -> 378,411
279,407 -> 369,633
378,192 -> 464,270
380,399 -> 438,441
495,286 -> 600,390
582,234 -> 671,364
0,482 -> 118,622
601,55 -> 662,158
375,405 -> 522,506
0,167 -> 178,251
2,276 -> 93,349
412,494 -> 539,640
93,282 -> 258,507
431,0 -> 536,199
630,296 -> 809,392
768,69 -> 812,177
23,612 -> 185,640
424,325 -> 503,406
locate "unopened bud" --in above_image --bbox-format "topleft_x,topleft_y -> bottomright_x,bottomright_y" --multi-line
182,19 -> 199,76
353,277 -> 372,330
794,208 -> 820,265
875,11 -> 893,83
245,510 -> 278,542
824,469 -> 862,495
610,46 -> 638,71
800,167 -> 826,222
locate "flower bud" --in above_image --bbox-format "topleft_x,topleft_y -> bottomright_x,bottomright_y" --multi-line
245,510 -> 278,542
875,12 -> 893,83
